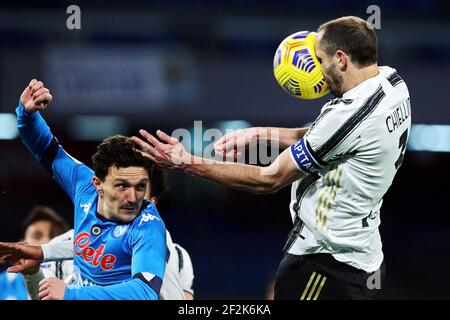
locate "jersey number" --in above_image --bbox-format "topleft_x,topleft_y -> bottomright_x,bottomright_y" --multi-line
395,129 -> 408,170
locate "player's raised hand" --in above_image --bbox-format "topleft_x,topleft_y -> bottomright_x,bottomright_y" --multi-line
38,278 -> 66,300
20,79 -> 53,113
214,127 -> 260,160
0,241 -> 44,275
132,129 -> 193,170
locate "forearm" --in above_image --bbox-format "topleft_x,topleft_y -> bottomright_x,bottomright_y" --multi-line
42,240 -> 73,262
24,270 -> 45,300
64,278 -> 158,300
184,157 -> 277,194
16,101 -> 54,161
259,127 -> 309,149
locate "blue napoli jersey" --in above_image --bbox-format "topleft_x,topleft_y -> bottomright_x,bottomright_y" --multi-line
16,102 -> 167,300
0,272 -> 28,300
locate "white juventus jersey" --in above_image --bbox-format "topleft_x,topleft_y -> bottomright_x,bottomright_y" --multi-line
288,66 -> 411,272
173,243 -> 195,296
159,231 -> 185,300
41,229 -> 75,284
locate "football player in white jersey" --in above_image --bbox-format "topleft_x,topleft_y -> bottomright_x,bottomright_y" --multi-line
132,16 -> 410,299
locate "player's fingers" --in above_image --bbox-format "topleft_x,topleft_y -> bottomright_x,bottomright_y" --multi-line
34,93 -> 52,106
214,134 -> 228,148
131,136 -> 156,153
7,265 -> 24,273
28,79 -> 38,89
38,288 -> 50,300
0,253 -> 14,261
138,130 -> 161,148
31,80 -> 44,93
223,135 -> 240,150
38,278 -> 49,288
32,88 -> 49,99
156,130 -> 178,145
135,149 -> 157,163
0,249 -> 13,256
0,242 -> 16,249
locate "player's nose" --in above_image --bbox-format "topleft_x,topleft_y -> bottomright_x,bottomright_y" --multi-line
125,188 -> 137,203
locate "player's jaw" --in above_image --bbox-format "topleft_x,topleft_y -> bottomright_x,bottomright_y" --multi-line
322,63 -> 344,97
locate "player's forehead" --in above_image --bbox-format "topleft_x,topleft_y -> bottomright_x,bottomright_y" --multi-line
106,166 -> 149,182
314,31 -> 325,58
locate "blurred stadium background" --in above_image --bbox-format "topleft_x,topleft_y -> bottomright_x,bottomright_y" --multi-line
0,0 -> 449,299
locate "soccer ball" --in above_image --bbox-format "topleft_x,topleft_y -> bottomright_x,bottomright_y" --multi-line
273,31 -> 329,100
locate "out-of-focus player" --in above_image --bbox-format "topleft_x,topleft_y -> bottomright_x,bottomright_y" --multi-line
0,206 -> 71,300
132,16 -> 411,299
0,80 -> 167,300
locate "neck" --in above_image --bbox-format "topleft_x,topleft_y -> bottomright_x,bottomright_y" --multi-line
96,196 -> 112,220
342,64 -> 379,94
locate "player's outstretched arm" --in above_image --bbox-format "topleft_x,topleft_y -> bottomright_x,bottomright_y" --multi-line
213,127 -> 309,159
39,276 -> 160,300
16,79 -> 54,162
132,129 -> 305,194
0,241 -> 44,274
16,80 -> 94,201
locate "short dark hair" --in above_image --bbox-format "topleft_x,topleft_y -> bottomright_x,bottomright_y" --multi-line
92,135 -> 154,181
151,166 -> 170,199
318,16 -> 378,67
21,206 -> 69,239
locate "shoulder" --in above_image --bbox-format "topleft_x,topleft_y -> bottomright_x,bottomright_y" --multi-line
132,201 -> 165,232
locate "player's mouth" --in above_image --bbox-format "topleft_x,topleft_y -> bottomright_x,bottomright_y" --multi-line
121,206 -> 138,214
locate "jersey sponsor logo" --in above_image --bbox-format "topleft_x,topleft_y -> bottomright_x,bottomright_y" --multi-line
113,225 -> 128,238
73,232 -> 117,271
138,213 -> 160,226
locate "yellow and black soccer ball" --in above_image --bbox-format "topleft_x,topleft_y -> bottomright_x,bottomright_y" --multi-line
273,31 -> 329,100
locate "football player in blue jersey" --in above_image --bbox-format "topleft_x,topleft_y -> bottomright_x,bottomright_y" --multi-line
0,79 -> 167,300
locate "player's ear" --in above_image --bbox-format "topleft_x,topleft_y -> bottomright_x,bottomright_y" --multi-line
150,196 -> 158,205
335,50 -> 348,71
92,176 -> 104,196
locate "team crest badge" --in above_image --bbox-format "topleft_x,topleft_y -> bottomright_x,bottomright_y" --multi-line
113,225 -> 128,238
